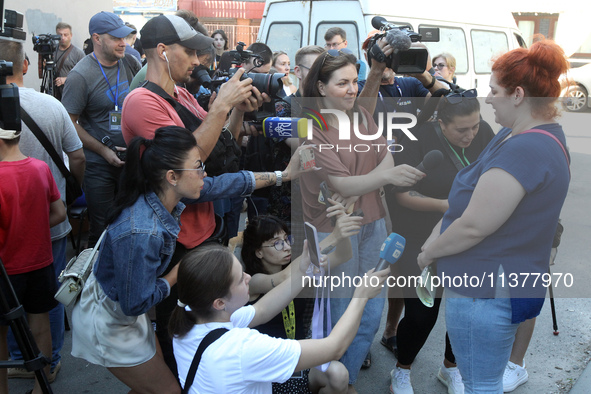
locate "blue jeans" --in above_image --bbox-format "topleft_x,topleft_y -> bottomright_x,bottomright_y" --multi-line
8,237 -> 67,370
445,289 -> 519,393
319,219 -> 387,384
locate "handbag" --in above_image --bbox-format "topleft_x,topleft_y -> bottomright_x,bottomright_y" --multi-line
19,106 -> 83,206
55,230 -> 106,307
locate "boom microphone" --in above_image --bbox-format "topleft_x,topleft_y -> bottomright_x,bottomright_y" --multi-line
384,29 -> 412,54
391,150 -> 443,192
375,233 -> 406,271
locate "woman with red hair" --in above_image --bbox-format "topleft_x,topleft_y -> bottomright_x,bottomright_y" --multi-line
417,39 -> 570,392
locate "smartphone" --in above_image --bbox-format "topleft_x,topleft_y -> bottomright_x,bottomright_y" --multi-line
318,181 -> 336,227
304,222 -> 322,268
351,209 -> 365,218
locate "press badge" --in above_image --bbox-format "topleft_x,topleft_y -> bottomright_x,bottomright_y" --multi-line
109,111 -> 122,131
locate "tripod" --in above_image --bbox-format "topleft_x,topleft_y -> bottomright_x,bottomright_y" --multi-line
39,56 -> 57,99
0,257 -> 53,394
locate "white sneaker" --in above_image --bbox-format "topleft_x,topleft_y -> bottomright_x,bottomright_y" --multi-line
390,366 -> 414,394
437,364 -> 464,394
503,360 -> 528,392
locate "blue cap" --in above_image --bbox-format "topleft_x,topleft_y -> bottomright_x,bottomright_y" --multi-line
89,12 -> 135,38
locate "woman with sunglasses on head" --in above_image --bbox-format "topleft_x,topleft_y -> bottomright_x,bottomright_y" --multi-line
389,92 -> 494,394
241,207 -> 362,394
71,126 -> 206,394
418,40 -> 570,392
299,48 -> 425,392
170,240 -> 389,394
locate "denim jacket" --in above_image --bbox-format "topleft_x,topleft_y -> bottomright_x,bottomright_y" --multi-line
93,192 -> 185,316
185,170 -> 256,204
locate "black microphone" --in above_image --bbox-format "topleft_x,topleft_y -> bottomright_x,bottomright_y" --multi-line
391,150 -> 444,192
371,16 -> 395,30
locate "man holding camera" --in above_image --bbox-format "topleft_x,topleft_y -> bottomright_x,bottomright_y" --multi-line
62,12 -> 136,248
53,22 -> 84,100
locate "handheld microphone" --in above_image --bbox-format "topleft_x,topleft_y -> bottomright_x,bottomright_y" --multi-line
391,150 -> 444,192
375,233 -> 406,271
262,117 -> 308,138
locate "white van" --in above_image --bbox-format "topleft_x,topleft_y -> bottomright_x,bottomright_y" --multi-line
258,0 -> 526,90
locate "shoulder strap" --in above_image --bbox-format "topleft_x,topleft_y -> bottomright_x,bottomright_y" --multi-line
182,328 -> 228,394
56,45 -> 73,76
121,56 -> 134,85
520,129 -> 571,177
20,106 -> 72,179
434,122 -> 464,172
140,81 -> 202,131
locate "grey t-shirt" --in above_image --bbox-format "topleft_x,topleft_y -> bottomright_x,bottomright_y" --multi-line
18,87 -> 83,240
54,45 -> 85,78
62,54 -> 132,163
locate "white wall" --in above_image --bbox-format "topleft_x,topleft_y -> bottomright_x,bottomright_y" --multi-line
4,0 -> 112,90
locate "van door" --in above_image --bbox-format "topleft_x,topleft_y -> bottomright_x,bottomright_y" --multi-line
470,29 -> 510,91
261,1 -> 311,69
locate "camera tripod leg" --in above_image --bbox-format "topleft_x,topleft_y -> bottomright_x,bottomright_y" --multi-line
0,259 -> 53,394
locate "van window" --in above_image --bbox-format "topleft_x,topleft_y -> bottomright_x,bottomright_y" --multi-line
471,30 -> 509,74
316,22 -> 361,59
420,26 -> 468,74
266,22 -> 303,66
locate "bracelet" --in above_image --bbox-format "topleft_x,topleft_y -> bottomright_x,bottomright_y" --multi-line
274,170 -> 283,187
424,74 -> 436,90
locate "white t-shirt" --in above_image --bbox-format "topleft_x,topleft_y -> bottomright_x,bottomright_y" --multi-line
173,305 -> 302,394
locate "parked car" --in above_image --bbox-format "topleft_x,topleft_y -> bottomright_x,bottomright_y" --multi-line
562,63 -> 591,112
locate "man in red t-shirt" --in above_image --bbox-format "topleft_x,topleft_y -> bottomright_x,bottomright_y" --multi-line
0,127 -> 66,393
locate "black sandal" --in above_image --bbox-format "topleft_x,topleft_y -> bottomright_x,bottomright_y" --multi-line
381,335 -> 398,358
361,351 -> 371,369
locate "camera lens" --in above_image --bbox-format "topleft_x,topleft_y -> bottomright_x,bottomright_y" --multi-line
244,72 -> 284,98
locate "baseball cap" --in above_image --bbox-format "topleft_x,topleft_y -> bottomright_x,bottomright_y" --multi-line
140,15 -> 213,51
0,127 -> 21,140
89,12 -> 135,38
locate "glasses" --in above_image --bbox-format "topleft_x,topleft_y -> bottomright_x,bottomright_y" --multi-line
297,64 -> 310,70
320,48 -> 354,68
434,63 -> 448,70
325,41 -> 345,49
262,236 -> 293,251
445,89 -> 478,104
172,160 -> 206,178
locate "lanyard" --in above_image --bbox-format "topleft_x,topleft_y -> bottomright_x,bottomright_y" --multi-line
444,136 -> 470,168
93,53 -> 120,111
281,301 -> 296,339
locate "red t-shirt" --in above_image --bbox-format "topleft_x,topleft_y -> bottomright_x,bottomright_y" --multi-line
299,107 -> 387,233
0,158 -> 61,274
121,86 -> 214,248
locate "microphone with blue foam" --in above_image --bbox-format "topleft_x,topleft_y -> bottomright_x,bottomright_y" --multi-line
375,233 -> 406,272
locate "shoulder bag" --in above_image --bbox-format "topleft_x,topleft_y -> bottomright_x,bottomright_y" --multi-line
182,328 -> 228,394
55,229 -> 106,307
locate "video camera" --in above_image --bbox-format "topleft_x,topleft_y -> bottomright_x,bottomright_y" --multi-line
0,61 -> 21,132
366,16 -> 439,74
32,34 -> 60,56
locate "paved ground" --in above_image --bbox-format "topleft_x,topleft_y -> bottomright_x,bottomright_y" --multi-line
8,110 -> 591,393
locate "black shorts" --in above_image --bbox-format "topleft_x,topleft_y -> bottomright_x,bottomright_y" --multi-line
0,264 -> 58,324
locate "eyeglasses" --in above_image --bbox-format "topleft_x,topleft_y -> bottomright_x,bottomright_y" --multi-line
262,236 -> 293,251
434,63 -> 448,70
445,89 -> 478,104
297,64 -> 310,70
172,160 -> 206,178
325,41 -> 345,49
320,48 -> 354,68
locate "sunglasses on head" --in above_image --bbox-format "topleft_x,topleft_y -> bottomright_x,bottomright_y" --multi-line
445,89 -> 478,104
320,48 -> 355,68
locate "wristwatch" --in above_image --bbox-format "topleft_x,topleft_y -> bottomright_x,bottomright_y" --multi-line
274,170 -> 283,187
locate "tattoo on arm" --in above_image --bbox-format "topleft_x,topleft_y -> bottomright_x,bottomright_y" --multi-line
255,172 -> 275,187
409,191 -> 427,199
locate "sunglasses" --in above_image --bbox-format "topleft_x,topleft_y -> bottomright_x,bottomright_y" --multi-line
172,160 -> 206,178
320,48 -> 354,68
433,63 -> 448,70
445,89 -> 478,104
261,236 -> 293,251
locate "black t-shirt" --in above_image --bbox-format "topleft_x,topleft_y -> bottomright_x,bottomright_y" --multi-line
248,295 -> 307,340
390,119 -> 495,240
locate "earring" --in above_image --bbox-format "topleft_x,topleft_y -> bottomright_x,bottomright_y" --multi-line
173,183 -> 177,187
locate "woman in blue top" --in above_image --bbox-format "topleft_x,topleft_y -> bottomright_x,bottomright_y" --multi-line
72,126 -> 205,394
417,40 -> 570,392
